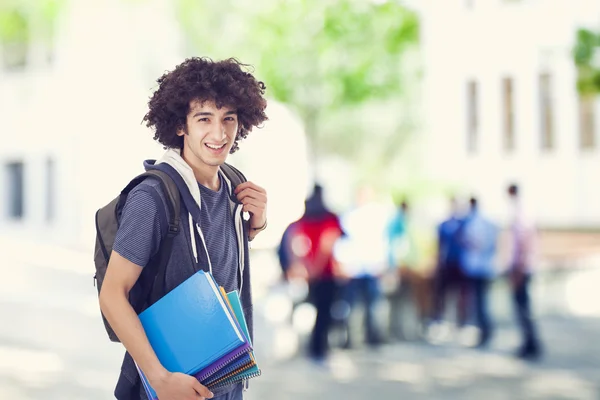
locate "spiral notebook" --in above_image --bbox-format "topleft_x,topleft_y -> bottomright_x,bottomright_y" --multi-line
135,270 -> 252,400
206,289 -> 261,389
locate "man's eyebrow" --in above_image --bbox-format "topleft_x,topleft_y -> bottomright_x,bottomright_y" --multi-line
192,111 -> 214,118
192,110 -> 237,118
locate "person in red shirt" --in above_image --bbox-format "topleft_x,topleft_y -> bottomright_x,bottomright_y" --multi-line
288,184 -> 343,363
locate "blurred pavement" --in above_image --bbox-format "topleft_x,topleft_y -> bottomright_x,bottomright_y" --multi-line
1,236 -> 599,400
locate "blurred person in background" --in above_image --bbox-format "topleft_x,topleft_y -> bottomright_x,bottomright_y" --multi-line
288,184 -> 343,364
277,221 -> 296,282
387,200 -> 433,340
386,198 -> 408,340
275,220 -> 308,325
507,184 -> 543,360
430,197 -> 469,338
334,186 -> 388,348
460,197 -> 499,348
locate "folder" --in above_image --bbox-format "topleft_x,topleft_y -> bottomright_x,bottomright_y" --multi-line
135,270 -> 252,399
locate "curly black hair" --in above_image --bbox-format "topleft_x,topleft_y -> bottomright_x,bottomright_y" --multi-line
143,57 -> 268,153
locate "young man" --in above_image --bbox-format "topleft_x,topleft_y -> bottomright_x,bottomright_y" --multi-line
433,197 -> 468,329
99,57 -> 269,400
459,197 -> 499,348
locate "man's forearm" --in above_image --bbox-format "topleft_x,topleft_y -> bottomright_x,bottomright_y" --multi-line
100,290 -> 167,385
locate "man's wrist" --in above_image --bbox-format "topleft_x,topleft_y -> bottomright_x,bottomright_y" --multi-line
251,218 -> 267,232
248,220 -> 266,242
147,366 -> 169,387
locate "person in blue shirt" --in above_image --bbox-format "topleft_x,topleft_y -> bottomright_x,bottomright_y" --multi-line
433,197 -> 469,328
387,200 -> 407,268
459,197 -> 499,348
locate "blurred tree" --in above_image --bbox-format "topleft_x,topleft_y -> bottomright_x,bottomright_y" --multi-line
0,6 -> 28,68
176,0 -> 419,165
0,0 -> 65,68
574,28 -> 600,95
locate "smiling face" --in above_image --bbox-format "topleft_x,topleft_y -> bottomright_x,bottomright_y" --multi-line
177,99 -> 239,169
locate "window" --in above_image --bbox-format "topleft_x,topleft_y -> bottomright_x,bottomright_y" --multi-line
579,96 -> 596,150
45,157 -> 55,221
539,73 -> 554,150
502,77 -> 515,151
5,162 -> 24,219
467,80 -> 479,153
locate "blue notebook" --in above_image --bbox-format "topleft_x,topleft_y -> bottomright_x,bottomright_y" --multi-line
136,270 -> 251,399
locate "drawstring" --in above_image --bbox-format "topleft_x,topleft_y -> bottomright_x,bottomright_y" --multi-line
236,205 -> 245,295
196,223 -> 213,275
189,212 -> 213,275
189,213 -> 198,264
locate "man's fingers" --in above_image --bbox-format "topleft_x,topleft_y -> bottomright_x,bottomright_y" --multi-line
236,188 -> 267,204
192,381 -> 213,399
243,204 -> 261,215
234,181 -> 266,195
241,197 -> 264,209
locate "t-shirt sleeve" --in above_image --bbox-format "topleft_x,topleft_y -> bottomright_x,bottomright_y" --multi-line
113,186 -> 164,267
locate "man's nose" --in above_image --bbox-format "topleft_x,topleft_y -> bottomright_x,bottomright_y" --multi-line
210,121 -> 226,140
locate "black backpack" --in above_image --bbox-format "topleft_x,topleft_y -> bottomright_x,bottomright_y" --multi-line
93,163 -> 247,342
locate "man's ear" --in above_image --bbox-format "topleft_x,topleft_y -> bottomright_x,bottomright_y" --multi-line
176,124 -> 187,137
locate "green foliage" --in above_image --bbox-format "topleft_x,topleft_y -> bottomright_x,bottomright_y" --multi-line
0,0 -> 65,40
249,0 -> 419,114
574,28 -> 600,95
0,0 -> 66,67
176,0 -> 420,159
0,7 -> 28,43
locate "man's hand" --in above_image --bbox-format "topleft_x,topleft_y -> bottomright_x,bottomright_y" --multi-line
234,181 -> 267,231
152,371 -> 213,400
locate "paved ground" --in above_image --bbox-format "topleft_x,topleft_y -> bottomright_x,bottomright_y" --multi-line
1,237 -> 599,400
247,317 -> 600,400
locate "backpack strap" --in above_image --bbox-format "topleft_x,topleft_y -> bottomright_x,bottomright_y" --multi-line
220,162 -> 247,192
120,170 -> 181,313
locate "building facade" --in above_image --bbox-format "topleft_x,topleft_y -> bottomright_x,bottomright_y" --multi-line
420,0 -> 600,227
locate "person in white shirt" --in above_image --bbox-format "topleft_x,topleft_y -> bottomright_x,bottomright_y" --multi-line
507,184 -> 542,360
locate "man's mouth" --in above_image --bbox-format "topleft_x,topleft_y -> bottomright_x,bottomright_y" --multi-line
205,143 -> 227,150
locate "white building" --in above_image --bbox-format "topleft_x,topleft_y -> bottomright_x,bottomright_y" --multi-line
419,0 -> 600,227
0,0 -> 309,251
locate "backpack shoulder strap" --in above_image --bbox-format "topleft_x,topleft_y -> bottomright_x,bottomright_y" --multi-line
120,170 -> 181,237
121,169 -> 181,312
220,162 -> 247,188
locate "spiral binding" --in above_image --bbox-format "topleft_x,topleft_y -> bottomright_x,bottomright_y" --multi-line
209,369 -> 262,389
206,361 -> 256,387
194,347 -> 251,382
203,356 -> 254,386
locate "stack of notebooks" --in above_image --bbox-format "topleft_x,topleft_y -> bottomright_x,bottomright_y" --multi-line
134,270 -> 260,400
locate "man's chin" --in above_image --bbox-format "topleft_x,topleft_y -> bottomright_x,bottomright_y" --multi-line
202,157 -> 227,167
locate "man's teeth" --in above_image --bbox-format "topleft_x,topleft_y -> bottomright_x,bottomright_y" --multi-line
206,143 -> 225,150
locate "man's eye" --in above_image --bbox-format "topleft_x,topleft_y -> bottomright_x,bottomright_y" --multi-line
199,118 -> 209,122
225,117 -> 236,121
